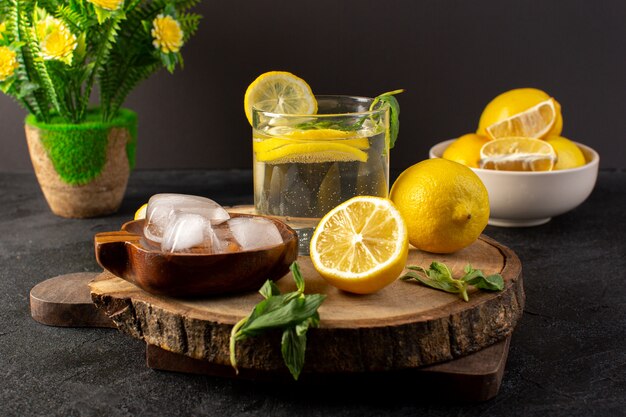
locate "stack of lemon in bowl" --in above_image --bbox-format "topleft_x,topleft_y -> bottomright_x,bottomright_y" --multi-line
443,88 -> 586,171
434,88 -> 599,227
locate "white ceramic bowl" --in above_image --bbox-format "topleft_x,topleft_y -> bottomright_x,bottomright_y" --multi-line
429,139 -> 600,227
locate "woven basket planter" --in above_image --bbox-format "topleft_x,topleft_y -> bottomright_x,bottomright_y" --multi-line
24,109 -> 137,218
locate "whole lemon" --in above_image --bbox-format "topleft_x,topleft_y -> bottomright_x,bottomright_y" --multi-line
477,88 -> 563,138
442,133 -> 490,168
545,136 -> 586,170
389,159 -> 489,254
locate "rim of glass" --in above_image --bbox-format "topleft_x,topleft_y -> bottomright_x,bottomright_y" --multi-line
251,95 -> 390,118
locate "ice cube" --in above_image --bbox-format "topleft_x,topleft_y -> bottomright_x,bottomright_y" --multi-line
161,211 -> 207,252
144,193 -> 229,243
227,217 -> 283,251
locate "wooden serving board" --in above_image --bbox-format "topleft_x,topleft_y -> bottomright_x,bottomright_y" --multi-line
90,235 -> 524,378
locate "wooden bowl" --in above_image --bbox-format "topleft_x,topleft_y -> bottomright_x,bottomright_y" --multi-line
94,214 -> 298,298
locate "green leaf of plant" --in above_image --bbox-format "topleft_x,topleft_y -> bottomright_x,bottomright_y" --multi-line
290,262 -> 305,294
399,270 -> 458,293
239,294 -> 326,337
281,326 -> 306,380
370,89 -> 403,149
472,274 -> 504,291
229,261 -> 326,380
461,267 -> 485,283
401,262 -> 503,302
429,261 -> 454,282
259,280 -> 281,299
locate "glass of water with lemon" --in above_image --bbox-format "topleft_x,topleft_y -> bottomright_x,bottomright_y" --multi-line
244,72 -> 392,253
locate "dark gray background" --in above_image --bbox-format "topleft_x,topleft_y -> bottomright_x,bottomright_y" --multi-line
1,0 -> 624,171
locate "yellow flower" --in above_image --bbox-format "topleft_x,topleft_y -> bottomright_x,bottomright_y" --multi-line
87,0 -> 124,11
151,15 -> 184,53
0,22 -> 6,38
0,46 -> 18,81
36,16 -> 77,64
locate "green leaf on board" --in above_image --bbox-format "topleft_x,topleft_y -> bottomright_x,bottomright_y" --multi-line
229,261 -> 326,380
400,261 -> 504,302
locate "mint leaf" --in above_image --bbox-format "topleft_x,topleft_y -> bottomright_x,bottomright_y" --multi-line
291,262 -> 305,294
467,274 -> 504,291
370,89 -> 403,149
401,262 -> 503,302
259,280 -> 281,299
229,261 -> 326,380
281,326 -> 306,380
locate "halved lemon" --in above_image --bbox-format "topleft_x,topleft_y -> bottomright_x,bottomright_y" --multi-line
134,203 -> 147,220
479,137 -> 557,171
310,196 -> 409,294
244,71 -> 317,125
485,99 -> 558,140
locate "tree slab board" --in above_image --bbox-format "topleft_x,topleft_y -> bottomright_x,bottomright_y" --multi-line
90,234 -> 524,387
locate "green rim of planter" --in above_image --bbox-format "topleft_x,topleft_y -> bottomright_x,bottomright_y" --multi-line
25,109 -> 138,186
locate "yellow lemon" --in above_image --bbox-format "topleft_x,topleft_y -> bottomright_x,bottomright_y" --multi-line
389,159 -> 489,254
545,136 -> 586,170
442,133 -> 490,168
244,71 -> 317,126
310,196 -> 409,294
479,137 -> 557,171
134,203 -> 147,220
477,88 -> 563,138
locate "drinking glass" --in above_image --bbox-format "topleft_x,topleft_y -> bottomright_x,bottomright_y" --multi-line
252,95 -> 390,254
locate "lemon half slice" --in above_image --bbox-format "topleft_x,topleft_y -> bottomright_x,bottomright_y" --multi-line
485,99 -> 558,140
480,137 -> 557,171
310,196 -> 409,294
244,71 -> 317,125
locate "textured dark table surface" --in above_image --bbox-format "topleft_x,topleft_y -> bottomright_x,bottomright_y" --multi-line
1,170 -> 624,417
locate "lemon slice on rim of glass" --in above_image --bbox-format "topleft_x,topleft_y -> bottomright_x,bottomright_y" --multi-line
485,98 -> 558,140
244,71 -> 317,125
310,196 -> 409,294
479,137 -> 557,171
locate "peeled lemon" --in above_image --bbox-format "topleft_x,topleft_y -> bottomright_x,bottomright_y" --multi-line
485,98 -> 558,140
479,137 -> 557,171
389,159 -> 489,254
310,196 -> 408,294
477,88 -> 563,139
244,71 -> 317,125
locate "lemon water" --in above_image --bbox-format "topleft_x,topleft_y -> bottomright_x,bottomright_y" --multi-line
253,130 -> 389,231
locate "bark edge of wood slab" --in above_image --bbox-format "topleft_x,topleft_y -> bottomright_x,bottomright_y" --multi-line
91,234 -> 524,373
145,336 -> 511,402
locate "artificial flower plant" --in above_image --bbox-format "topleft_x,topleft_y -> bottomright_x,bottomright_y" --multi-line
0,0 -> 201,123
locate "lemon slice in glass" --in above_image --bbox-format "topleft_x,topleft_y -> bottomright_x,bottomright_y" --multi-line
244,71 -> 317,125
479,137 -> 557,171
485,98 -> 558,140
310,196 -> 409,294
